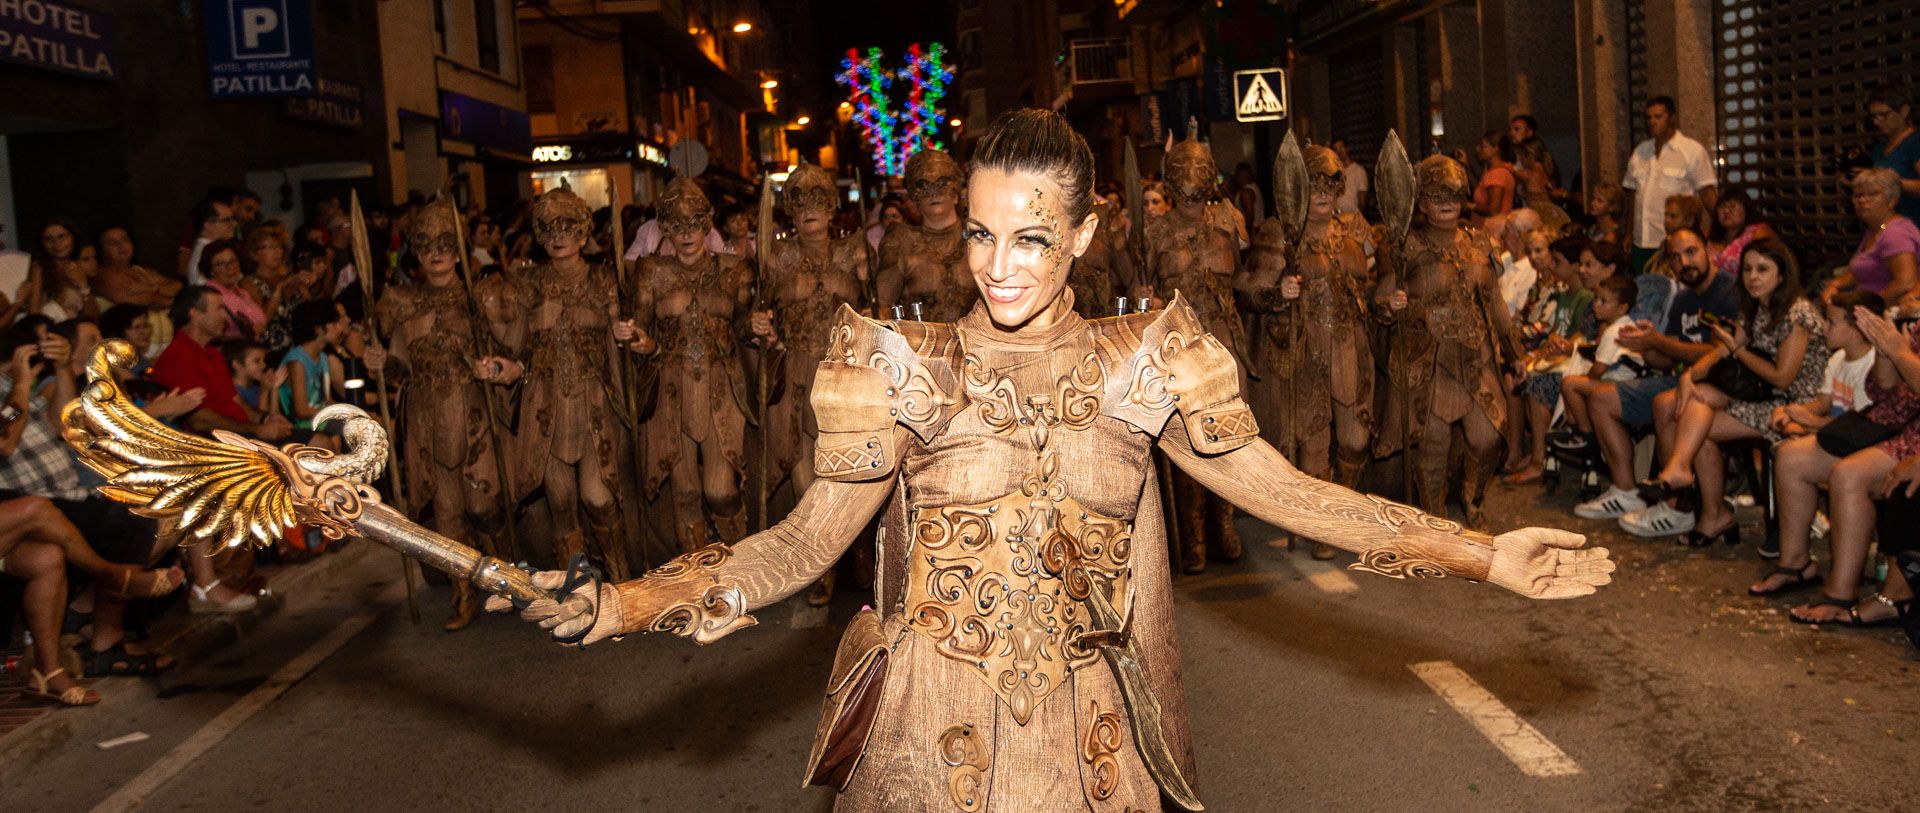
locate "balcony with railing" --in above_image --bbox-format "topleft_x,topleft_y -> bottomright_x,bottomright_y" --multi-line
1069,37 -> 1132,86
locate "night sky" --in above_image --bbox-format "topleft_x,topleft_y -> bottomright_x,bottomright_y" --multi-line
810,0 -> 958,76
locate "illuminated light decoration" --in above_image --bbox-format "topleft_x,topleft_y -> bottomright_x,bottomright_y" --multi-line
835,42 -> 956,177
732,21 -> 753,33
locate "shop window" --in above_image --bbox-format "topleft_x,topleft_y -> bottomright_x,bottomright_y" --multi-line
475,0 -> 502,73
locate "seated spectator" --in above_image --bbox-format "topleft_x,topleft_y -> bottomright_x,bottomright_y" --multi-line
1823,168 -> 1918,310
0,326 -> 184,690
1760,306 -> 1920,625
1707,187 -> 1776,276
219,338 -> 283,424
1580,182 -> 1624,245
1507,235 -> 1603,483
1494,209 -> 1544,319
1768,291 -> 1883,438
199,239 -> 265,339
1558,272 -> 1645,445
93,226 -> 182,308
1572,229 -> 1741,526
1663,195 -> 1706,250
245,229 -> 301,349
1867,452 -> 1918,633
148,286 -> 292,614
1645,238 -> 1826,545
279,300 -> 346,446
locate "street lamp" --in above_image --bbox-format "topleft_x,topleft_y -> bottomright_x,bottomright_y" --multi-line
732,21 -> 752,33
950,118 -> 963,128
796,115 -> 811,125
761,79 -> 780,89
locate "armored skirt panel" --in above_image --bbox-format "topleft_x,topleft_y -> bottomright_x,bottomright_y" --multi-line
824,301 -> 1212,812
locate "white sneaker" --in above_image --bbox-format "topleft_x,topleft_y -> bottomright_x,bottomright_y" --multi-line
1574,486 -> 1647,519
1619,502 -> 1695,538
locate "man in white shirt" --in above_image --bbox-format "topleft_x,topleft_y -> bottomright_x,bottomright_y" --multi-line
1333,139 -> 1368,214
182,197 -> 236,285
1622,96 -> 1717,275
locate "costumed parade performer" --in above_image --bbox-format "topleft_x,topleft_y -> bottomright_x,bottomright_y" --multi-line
62,110 -> 1612,812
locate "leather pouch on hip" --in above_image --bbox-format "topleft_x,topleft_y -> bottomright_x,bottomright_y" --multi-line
802,607 -> 890,790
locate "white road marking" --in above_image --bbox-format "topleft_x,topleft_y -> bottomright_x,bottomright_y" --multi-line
1305,566 -> 1360,594
89,585 -> 403,813
1408,660 -> 1581,777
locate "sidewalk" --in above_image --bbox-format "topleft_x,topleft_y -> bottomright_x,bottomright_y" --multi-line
0,540 -> 388,783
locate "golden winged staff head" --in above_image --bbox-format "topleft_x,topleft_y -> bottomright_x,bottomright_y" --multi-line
58,341 -> 557,612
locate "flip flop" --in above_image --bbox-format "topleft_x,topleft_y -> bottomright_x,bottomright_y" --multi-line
1749,562 -> 1819,596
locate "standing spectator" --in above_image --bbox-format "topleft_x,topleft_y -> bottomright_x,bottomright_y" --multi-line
182,197 -> 237,284
718,206 -> 756,257
1473,132 -> 1518,223
469,213 -> 501,269
1509,114 -> 1561,189
1623,96 -> 1717,275
1822,168 -> 1919,310
232,189 -> 264,236
865,196 -> 905,253
1708,187 -> 1776,275
1332,139 -> 1369,214
1142,180 -> 1170,220
1862,83 -> 1920,220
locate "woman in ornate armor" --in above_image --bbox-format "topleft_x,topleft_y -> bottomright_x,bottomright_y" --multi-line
368,201 -> 512,629
1143,133 -> 1246,572
499,110 -> 1610,812
614,178 -> 757,553
875,149 -> 976,321
1375,155 -> 1524,527
751,163 -> 872,604
1239,145 -> 1377,560
471,189 -> 633,579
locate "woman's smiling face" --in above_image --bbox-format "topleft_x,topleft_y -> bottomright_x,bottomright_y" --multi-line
963,166 -> 1098,330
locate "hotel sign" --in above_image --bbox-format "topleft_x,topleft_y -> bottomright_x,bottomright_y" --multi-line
0,0 -> 116,80
204,0 -> 317,98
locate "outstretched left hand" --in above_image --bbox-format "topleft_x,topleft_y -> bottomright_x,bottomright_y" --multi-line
1486,527 -> 1614,600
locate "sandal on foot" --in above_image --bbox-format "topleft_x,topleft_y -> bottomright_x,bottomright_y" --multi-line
84,641 -> 164,677
1749,562 -> 1819,596
1790,594 -> 1864,625
1850,594 -> 1907,628
24,668 -> 100,706
118,566 -> 184,599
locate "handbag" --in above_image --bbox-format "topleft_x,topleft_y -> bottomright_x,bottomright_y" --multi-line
1815,410 -> 1901,457
1701,347 -> 1778,402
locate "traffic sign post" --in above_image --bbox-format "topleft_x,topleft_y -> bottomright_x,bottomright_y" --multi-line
1232,68 -> 1288,123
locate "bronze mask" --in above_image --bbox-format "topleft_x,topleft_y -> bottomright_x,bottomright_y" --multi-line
904,149 -> 963,204
531,188 -> 593,244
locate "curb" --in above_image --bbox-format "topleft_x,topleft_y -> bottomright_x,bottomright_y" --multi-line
0,541 -> 380,780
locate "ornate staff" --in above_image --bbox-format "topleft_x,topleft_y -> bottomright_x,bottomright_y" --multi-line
446,197 -> 525,565
1374,131 -> 1418,503
607,201 -> 653,571
349,192 -> 418,623
61,342 -> 590,631
752,176 -> 776,530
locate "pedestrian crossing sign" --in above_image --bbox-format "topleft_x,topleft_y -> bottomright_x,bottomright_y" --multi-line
1232,68 -> 1288,122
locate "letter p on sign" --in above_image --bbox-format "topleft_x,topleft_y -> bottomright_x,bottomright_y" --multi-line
229,0 -> 292,59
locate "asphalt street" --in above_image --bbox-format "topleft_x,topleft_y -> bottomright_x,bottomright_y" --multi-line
2,480 -> 1915,813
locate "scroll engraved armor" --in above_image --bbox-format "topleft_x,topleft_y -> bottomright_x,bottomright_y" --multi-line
1081,700 -> 1126,801
1095,295 -> 1260,453
614,544 -> 758,644
812,306 -> 964,480
937,724 -> 990,812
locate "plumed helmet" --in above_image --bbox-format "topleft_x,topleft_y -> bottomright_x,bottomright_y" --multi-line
656,177 -> 714,237
530,187 -> 592,244
783,163 -> 839,218
1416,154 -> 1471,202
903,149 -> 962,202
1162,133 -> 1217,206
409,199 -> 462,257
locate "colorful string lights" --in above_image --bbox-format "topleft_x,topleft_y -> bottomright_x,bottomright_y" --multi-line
835,43 -> 956,176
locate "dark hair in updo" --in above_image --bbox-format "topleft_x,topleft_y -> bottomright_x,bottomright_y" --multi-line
970,108 -> 1096,227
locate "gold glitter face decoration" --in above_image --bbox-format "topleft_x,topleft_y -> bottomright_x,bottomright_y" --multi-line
963,167 -> 1096,330
531,188 -> 593,244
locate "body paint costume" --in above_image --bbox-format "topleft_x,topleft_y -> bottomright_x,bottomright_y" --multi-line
1373,156 -> 1523,526
375,201 -> 513,628
1143,134 -> 1246,572
489,189 -> 635,578
629,178 -> 757,551
876,150 -> 977,321
762,164 -> 873,603
1243,146 -> 1377,489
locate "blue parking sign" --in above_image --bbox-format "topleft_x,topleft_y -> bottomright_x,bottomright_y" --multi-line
204,0 -> 316,98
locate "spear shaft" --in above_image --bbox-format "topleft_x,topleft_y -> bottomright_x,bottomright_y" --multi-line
350,192 -> 418,624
